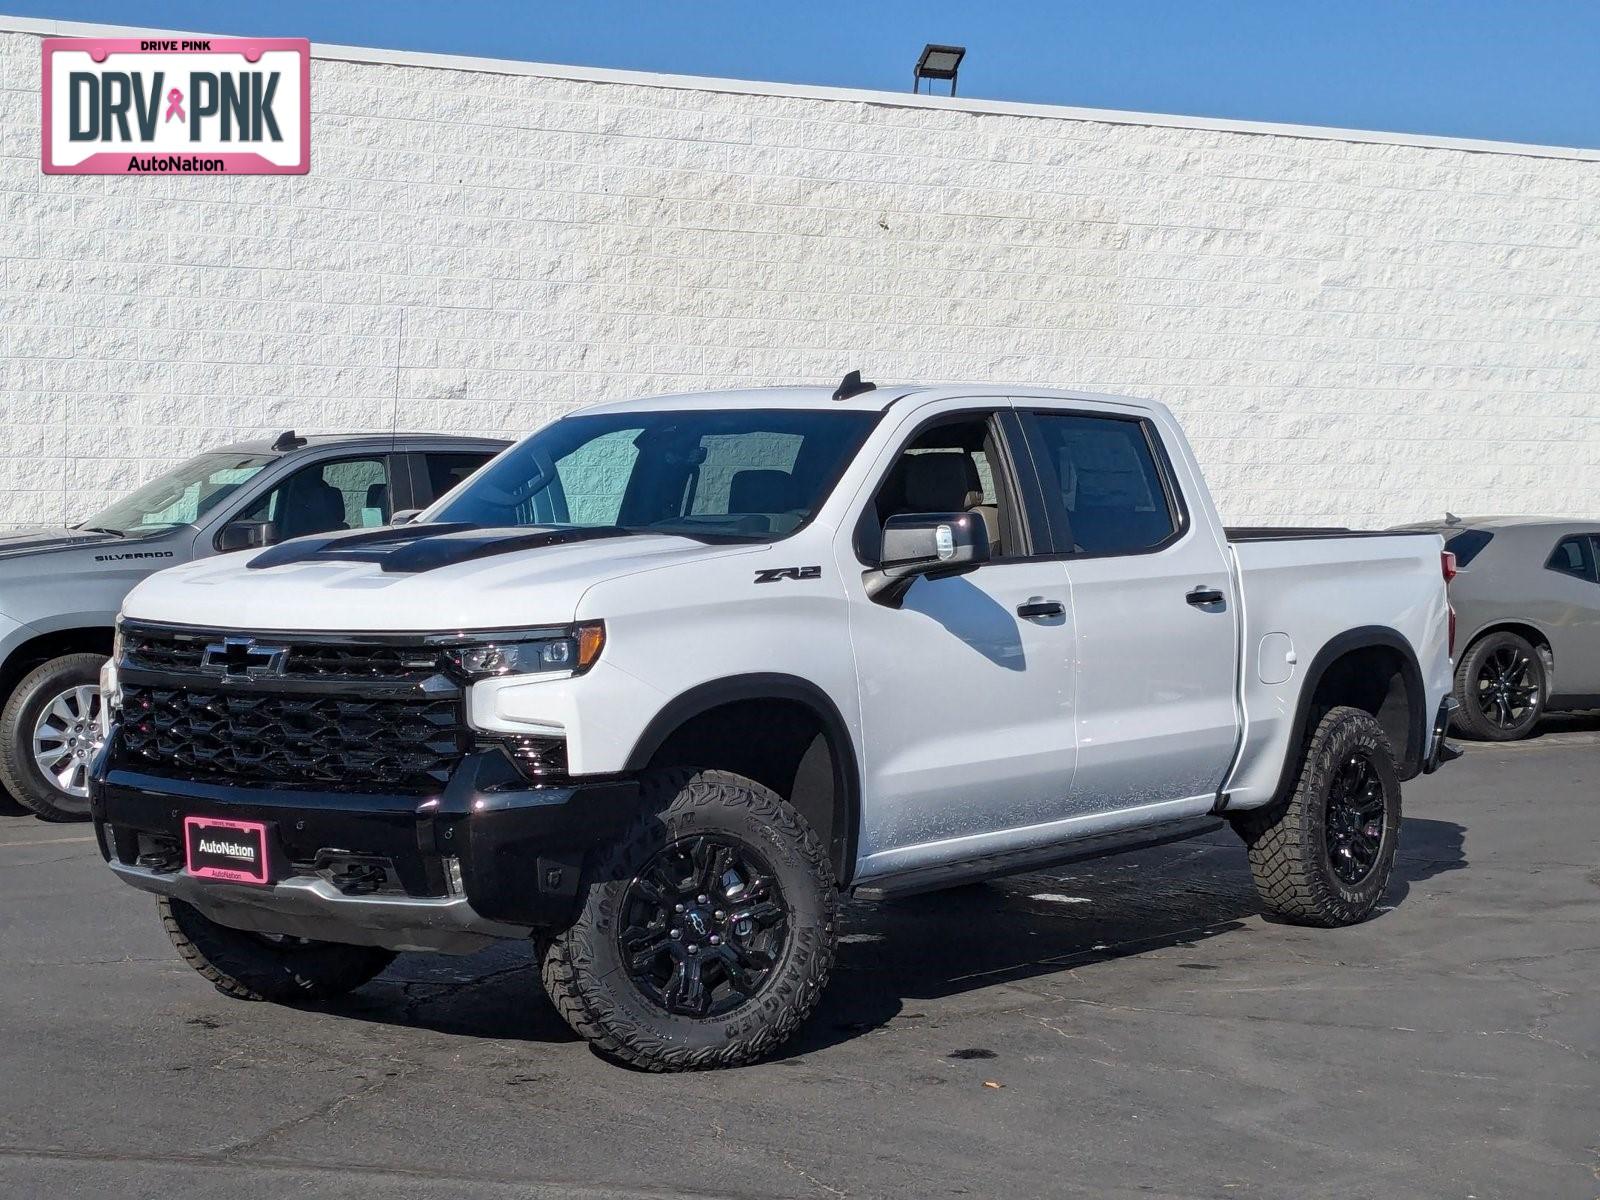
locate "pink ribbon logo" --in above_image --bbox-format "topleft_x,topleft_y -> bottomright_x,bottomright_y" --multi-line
164,87 -> 185,123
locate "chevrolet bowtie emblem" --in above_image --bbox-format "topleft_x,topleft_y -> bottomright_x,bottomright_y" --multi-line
201,637 -> 289,679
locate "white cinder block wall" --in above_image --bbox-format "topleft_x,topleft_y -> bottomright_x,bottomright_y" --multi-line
2,15 -> 1598,529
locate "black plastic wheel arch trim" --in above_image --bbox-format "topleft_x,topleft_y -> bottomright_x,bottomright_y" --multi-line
1261,625 -> 1428,804
624,672 -> 862,887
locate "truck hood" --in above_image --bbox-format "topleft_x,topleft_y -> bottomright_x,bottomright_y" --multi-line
0,525 -> 128,560
121,528 -> 758,632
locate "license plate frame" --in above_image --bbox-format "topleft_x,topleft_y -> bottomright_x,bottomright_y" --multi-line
183,816 -> 273,886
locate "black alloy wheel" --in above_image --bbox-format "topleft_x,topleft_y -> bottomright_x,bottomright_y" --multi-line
1453,631 -> 1546,742
540,768 -> 837,1071
1473,644 -> 1540,733
1324,749 -> 1386,885
1230,705 -> 1401,927
618,834 -> 789,1019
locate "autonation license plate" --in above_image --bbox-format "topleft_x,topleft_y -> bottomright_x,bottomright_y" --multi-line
183,816 -> 272,885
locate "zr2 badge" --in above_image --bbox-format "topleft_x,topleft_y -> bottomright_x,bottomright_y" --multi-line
754,566 -> 821,584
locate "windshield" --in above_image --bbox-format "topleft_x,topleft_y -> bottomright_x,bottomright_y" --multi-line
431,408 -> 877,541
80,452 -> 276,535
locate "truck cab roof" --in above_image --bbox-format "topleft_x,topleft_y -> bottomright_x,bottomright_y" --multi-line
575,383 -> 1164,417
215,432 -> 509,457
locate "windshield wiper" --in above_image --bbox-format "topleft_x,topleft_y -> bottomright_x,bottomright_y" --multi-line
72,525 -> 125,537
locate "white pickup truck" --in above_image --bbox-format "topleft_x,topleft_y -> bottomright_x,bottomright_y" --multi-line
92,379 -> 1457,1071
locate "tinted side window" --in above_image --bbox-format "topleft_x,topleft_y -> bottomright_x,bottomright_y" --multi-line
1444,528 -> 1493,567
1546,535 -> 1597,583
1030,414 -> 1178,555
238,456 -> 390,543
424,452 -> 494,504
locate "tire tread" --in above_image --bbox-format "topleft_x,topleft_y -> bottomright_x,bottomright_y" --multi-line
1236,706 -> 1400,928
540,768 -> 836,1072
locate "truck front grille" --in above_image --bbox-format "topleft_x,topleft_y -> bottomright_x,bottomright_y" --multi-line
116,683 -> 467,793
123,627 -> 443,681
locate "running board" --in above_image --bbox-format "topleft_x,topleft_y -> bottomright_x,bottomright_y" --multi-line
851,816 -> 1226,900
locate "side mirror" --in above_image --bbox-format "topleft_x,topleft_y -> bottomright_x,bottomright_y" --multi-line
390,508 -> 422,526
865,511 -> 990,606
216,520 -> 277,552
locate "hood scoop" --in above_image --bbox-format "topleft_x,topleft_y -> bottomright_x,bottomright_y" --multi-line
248,524 -> 634,574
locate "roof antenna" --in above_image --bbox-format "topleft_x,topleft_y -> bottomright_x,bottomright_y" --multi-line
1444,511 -> 1461,525
272,430 -> 307,451
832,370 -> 876,401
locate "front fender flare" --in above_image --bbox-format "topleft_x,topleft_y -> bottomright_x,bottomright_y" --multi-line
624,673 -> 862,885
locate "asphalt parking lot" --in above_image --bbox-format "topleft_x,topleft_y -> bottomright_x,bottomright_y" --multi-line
1,724 -> 1596,1200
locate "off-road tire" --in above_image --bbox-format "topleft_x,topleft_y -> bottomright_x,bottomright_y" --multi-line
0,652 -> 106,822
540,769 -> 837,1071
1452,631 -> 1545,742
1231,706 -> 1401,927
160,897 -> 396,1003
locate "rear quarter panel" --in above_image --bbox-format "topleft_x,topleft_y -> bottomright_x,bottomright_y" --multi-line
1224,533 -> 1451,810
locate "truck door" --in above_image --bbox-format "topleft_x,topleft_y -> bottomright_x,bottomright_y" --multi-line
843,405 -> 1078,878
1018,405 -> 1239,812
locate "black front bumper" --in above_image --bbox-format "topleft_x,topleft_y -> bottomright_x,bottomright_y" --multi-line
91,738 -> 640,947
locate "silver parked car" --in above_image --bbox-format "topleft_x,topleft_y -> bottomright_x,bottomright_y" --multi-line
1399,517 -> 1600,740
0,432 -> 505,821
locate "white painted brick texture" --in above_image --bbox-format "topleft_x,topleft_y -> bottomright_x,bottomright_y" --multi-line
2,26 -> 1598,528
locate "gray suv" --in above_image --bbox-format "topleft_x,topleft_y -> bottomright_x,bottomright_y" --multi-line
0,432 -> 504,820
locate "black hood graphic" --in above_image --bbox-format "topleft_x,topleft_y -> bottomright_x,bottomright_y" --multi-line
248,524 -> 637,574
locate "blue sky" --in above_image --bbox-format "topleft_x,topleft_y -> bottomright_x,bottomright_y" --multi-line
12,0 -> 1600,147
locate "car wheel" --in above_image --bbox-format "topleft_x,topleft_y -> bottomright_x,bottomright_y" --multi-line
540,768 -> 838,1071
0,653 -> 108,822
1231,706 -> 1401,927
160,897 -> 397,1003
1453,631 -> 1545,741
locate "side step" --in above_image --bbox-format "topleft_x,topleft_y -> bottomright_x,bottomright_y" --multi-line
851,816 -> 1226,901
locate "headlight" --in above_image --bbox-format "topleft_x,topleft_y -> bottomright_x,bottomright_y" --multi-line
111,619 -> 125,666
446,622 -> 605,680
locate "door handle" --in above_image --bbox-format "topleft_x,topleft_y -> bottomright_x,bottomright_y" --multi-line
1186,586 -> 1225,607
1016,598 -> 1065,619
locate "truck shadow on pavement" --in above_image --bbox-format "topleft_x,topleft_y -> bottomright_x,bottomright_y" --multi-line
332,817 -> 1467,1062
782,816 -> 1467,1058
